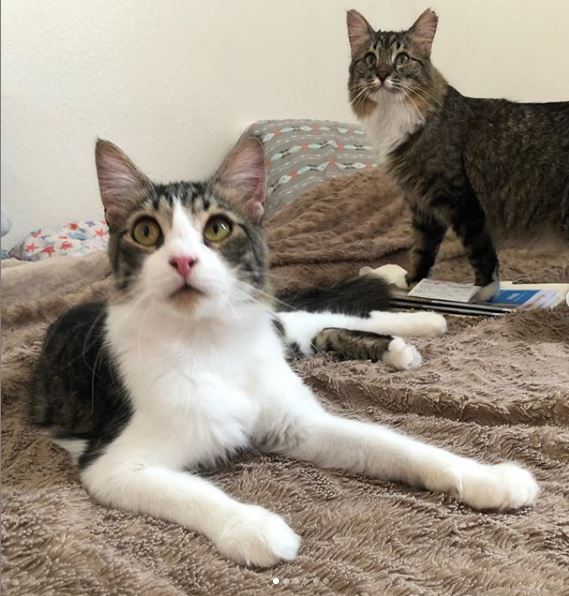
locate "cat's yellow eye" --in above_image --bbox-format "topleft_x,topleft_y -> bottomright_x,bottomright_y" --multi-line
132,217 -> 162,247
364,52 -> 376,67
396,52 -> 409,65
204,216 -> 232,243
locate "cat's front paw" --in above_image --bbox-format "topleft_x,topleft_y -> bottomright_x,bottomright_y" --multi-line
474,280 -> 500,302
216,505 -> 300,567
458,462 -> 539,511
382,338 -> 422,370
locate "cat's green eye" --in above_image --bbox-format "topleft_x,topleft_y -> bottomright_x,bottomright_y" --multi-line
364,52 -> 376,67
132,217 -> 162,247
204,216 -> 232,243
396,52 -> 410,65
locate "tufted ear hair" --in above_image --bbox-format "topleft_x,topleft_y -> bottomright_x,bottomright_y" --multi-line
346,9 -> 374,58
95,139 -> 154,230
214,137 -> 266,225
408,8 -> 438,55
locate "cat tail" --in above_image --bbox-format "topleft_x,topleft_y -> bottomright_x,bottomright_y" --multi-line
276,276 -> 392,316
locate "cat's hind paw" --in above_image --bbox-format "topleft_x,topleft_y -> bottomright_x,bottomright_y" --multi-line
216,505 -> 300,567
360,264 -> 409,290
382,338 -> 423,370
369,311 -> 447,337
404,312 -> 447,337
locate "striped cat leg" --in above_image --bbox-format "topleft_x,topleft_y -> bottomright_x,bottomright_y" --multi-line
311,328 -> 422,370
450,199 -> 500,300
312,329 -> 392,361
406,209 -> 448,285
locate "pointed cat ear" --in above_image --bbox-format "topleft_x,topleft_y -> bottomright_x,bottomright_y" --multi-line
409,8 -> 438,54
347,10 -> 374,58
95,139 -> 153,230
214,138 -> 266,224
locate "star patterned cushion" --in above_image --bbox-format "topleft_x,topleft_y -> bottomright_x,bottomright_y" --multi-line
9,220 -> 109,261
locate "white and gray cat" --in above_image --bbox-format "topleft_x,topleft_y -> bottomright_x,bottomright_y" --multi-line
30,138 -> 539,567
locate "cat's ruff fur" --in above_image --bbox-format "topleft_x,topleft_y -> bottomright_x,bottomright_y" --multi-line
360,90 -> 425,164
31,139 -> 539,568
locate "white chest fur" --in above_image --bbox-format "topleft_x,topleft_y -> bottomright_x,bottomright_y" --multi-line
106,302 -> 283,468
360,92 -> 425,165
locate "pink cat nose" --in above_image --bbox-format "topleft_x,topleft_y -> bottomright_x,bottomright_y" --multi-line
377,68 -> 391,82
169,255 -> 197,278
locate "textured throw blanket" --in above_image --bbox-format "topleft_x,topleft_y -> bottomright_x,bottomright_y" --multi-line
2,170 -> 569,595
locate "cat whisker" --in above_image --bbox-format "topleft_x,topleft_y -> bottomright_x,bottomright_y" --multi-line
399,84 -> 431,114
400,87 -> 425,121
234,284 -> 277,315
237,282 -> 295,313
352,80 -> 374,91
402,81 -> 443,109
350,84 -> 373,109
233,283 -> 332,360
233,285 -> 332,359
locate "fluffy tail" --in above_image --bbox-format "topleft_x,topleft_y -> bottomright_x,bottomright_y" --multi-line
276,276 -> 392,316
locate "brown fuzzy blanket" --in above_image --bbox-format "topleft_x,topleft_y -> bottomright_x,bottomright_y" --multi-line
2,171 -> 569,595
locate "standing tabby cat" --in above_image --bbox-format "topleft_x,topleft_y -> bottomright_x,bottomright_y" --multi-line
347,8 -> 569,299
30,138 -> 538,567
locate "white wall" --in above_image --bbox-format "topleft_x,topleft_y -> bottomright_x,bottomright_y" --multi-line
2,0 -> 568,247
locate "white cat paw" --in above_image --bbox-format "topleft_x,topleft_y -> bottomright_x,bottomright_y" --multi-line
458,462 -> 540,511
382,337 -> 423,370
216,505 -> 300,567
361,264 -> 409,289
474,281 -> 500,302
